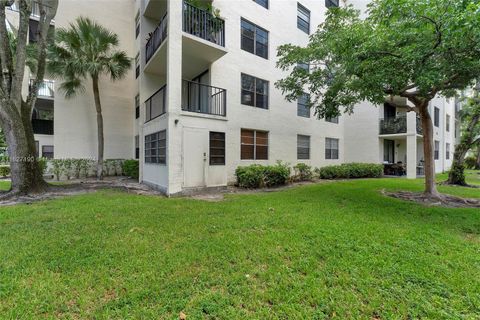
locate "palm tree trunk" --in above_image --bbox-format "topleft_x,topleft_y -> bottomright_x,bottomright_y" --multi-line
92,75 -> 104,180
418,105 -> 441,198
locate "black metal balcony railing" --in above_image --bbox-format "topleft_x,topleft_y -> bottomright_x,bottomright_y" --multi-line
32,119 -> 53,135
416,116 -> 423,135
379,116 -> 407,134
145,85 -> 167,122
182,80 -> 226,116
183,2 -> 225,47
30,79 -> 54,98
145,12 -> 168,63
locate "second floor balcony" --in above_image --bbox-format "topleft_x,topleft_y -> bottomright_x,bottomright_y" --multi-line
379,116 -> 407,135
182,80 -> 226,117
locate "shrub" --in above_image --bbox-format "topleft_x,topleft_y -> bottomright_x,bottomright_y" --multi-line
318,163 -> 383,179
37,157 -> 48,175
464,156 -> 478,170
51,159 -> 63,181
293,163 -> 313,181
236,161 -> 291,188
63,159 -> 74,180
122,160 -> 139,179
0,165 -> 10,177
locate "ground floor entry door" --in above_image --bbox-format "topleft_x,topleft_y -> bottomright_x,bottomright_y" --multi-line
183,127 -> 208,188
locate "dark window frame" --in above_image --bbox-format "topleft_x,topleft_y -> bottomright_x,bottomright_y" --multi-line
296,62 -> 310,72
253,0 -> 268,9
209,132 -> 226,165
241,73 -> 269,109
241,129 -> 269,160
297,3 -> 310,34
42,145 -> 54,159
325,0 -> 339,8
135,53 -> 140,79
135,12 -> 140,38
434,107 -> 440,127
297,135 -> 311,160
135,135 -> 140,159
446,114 -> 450,132
135,94 -> 140,119
145,130 -> 167,165
297,93 -> 310,118
325,138 -> 339,160
434,140 -> 440,160
241,18 -> 269,59
326,116 -> 339,124
446,143 -> 450,160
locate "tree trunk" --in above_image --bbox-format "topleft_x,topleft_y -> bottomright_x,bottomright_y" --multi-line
447,145 -> 468,185
3,115 -> 47,194
92,75 -> 104,180
418,105 -> 441,198
476,147 -> 480,170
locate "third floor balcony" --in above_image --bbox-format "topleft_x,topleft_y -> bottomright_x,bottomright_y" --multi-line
144,1 -> 227,77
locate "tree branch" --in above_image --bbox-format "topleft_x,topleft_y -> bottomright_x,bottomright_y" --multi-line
0,1 -> 14,94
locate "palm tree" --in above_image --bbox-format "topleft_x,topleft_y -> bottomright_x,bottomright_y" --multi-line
48,17 -> 131,179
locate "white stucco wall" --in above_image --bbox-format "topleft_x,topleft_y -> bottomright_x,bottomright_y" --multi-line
53,0 -> 136,160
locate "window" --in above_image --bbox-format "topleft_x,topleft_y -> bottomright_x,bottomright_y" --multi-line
326,116 -> 339,124
446,143 -> 450,160
297,135 -> 310,160
210,132 -> 226,165
135,53 -> 140,79
297,93 -> 310,118
241,18 -> 268,59
135,12 -> 140,38
253,0 -> 268,9
325,138 -> 339,160
434,107 -> 440,127
135,94 -> 140,119
446,114 -> 450,132
297,62 -> 309,72
42,145 -> 54,159
325,0 -> 339,8
434,140 -> 440,160
384,139 -> 395,163
241,129 -> 268,160
29,19 -> 39,43
297,3 -> 310,34
145,130 -> 166,164
135,135 -> 139,159
145,86 -> 166,122
241,74 -> 269,109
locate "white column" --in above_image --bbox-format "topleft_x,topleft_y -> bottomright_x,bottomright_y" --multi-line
166,0 -> 184,195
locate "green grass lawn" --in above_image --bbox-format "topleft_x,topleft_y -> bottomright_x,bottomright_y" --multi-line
0,176 -> 479,319
437,169 -> 480,186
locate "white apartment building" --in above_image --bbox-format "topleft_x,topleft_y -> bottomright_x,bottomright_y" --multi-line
7,0 -> 458,196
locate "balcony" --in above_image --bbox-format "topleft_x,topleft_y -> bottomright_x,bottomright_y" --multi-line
416,117 -> 423,135
182,2 -> 225,47
30,79 -> 54,98
379,116 -> 407,135
32,119 -> 53,135
145,12 -> 168,64
182,80 -> 226,117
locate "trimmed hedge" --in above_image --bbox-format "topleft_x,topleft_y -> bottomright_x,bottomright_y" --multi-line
0,165 -> 10,177
318,163 -> 383,179
122,160 -> 139,179
293,163 -> 313,181
236,162 -> 290,188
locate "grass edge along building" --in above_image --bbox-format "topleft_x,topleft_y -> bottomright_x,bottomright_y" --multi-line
7,0 -> 460,196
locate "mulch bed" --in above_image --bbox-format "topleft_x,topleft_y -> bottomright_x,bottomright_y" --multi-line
383,190 -> 480,208
0,178 -> 164,206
